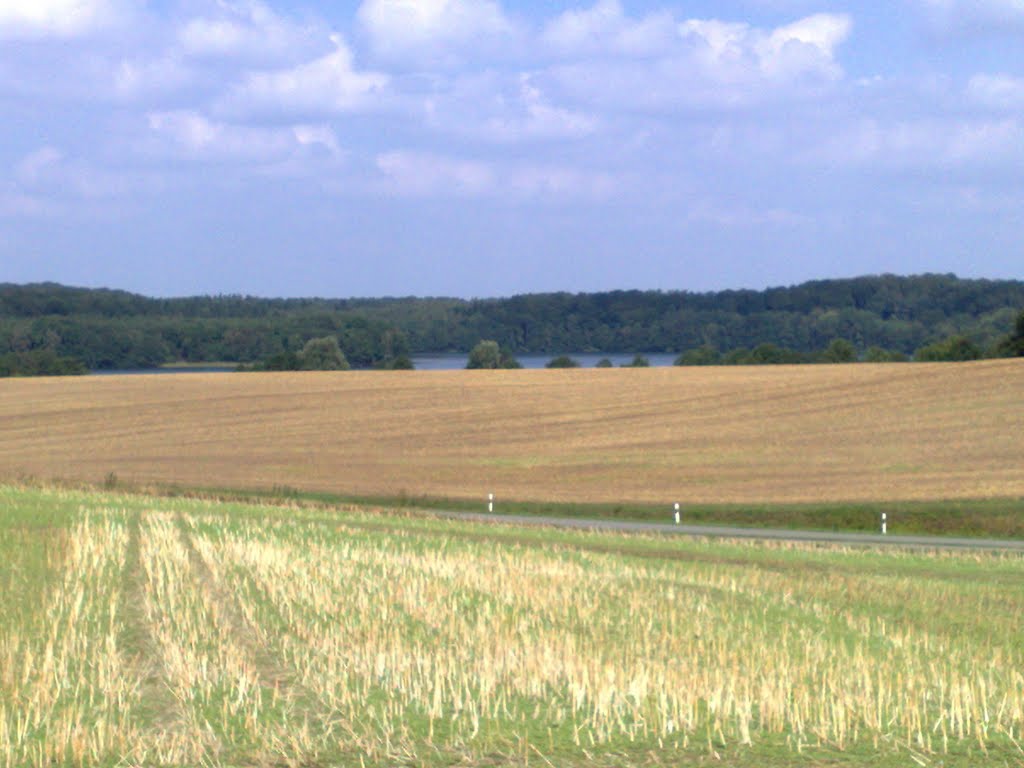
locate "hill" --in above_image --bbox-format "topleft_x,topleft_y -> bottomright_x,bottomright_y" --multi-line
1,274 -> 1022,369
1,361 -> 1021,509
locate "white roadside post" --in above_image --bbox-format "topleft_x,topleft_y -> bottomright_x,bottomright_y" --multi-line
882,512 -> 888,535
488,493 -> 494,514
674,502 -> 681,525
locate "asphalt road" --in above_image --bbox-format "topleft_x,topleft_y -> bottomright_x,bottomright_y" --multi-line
433,511 -> 1024,552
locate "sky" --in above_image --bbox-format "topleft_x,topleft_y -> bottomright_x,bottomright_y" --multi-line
1,0 -> 1023,298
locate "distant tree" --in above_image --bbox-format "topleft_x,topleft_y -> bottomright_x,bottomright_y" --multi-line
623,354 -> 650,367
595,358 -> 614,368
386,354 -> 415,370
467,340 -> 520,369
722,348 -> 752,365
864,346 -> 908,363
0,349 -> 87,377
260,350 -> 301,371
675,346 -> 720,366
993,310 -> 1024,357
546,355 -> 580,368
299,336 -> 350,370
914,336 -> 983,362
749,343 -> 805,365
821,338 -> 857,363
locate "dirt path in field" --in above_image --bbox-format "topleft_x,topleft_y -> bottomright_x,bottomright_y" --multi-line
117,513 -> 193,758
175,516 -> 338,742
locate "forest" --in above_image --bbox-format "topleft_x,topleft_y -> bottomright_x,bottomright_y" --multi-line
1,274 -> 1022,373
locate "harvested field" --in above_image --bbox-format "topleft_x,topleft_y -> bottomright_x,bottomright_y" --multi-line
0,360 -> 1022,504
3,486 -> 1024,767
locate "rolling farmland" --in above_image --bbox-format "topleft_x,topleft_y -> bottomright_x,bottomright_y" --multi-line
0,360 -> 1022,505
2,486 -> 1024,767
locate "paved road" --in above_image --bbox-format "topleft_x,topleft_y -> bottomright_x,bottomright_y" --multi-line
432,511 -> 1024,552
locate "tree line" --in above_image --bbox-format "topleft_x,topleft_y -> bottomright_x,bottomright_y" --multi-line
1,274 -> 1023,375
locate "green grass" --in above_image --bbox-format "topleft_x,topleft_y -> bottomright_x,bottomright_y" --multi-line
2,484 -> 1024,766
108,479 -> 1024,539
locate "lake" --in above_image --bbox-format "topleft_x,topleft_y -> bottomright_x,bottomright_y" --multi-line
93,353 -> 680,375
412,353 -> 680,370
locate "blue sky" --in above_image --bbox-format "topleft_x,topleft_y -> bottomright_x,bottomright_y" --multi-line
1,0 -> 1023,298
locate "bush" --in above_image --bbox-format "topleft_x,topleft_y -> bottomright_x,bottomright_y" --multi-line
299,336 -> 350,370
914,336 -> 983,362
675,346 -> 720,366
0,349 -> 88,377
387,354 -> 415,370
820,338 -> 857,363
993,310 -> 1024,357
623,354 -> 650,367
864,346 -> 908,363
546,355 -> 580,368
466,340 -> 520,369
595,358 -> 614,368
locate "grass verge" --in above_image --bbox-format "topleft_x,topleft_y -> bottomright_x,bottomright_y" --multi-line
20,473 -> 1024,540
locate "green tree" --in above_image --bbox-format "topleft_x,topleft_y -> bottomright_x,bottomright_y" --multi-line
260,350 -> 301,371
674,346 -> 720,366
386,354 -> 415,370
994,310 -> 1024,357
467,340 -> 501,369
466,340 -> 521,369
299,336 -> 350,370
914,336 -> 983,362
546,355 -> 580,368
623,354 -> 650,367
595,358 -> 613,368
821,338 -> 857,363
749,343 -> 805,365
864,346 -> 908,363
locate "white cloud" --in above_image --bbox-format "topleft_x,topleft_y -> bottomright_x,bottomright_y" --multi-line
0,187 -> 52,217
423,72 -> 598,142
0,0 -> 131,38
10,145 -> 134,205
114,55 -> 194,100
542,0 -> 676,57
506,164 -> 614,201
544,8 -> 852,110
147,110 -> 342,163
967,74 -> 1024,109
224,36 -> 388,117
680,13 -> 851,82
686,198 -> 808,228
177,0 -> 318,62
919,0 -> 1024,33
357,0 -> 515,64
374,149 -> 614,201
15,147 -> 64,185
808,117 -> 1024,170
482,77 -> 597,141
376,151 -> 493,196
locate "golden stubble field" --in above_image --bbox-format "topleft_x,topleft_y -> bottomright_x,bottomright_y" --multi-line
0,359 -> 1022,504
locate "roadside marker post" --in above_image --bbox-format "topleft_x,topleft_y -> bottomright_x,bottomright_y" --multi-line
488,493 -> 494,514
882,512 -> 887,535
674,502 -> 681,525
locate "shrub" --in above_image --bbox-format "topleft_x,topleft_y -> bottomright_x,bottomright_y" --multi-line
466,340 -> 520,369
546,355 -> 580,368
299,336 -> 350,371
675,346 -> 720,366
914,336 -> 983,362
820,338 -> 857,363
864,346 -> 908,363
